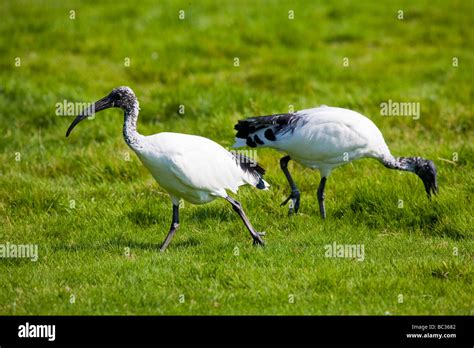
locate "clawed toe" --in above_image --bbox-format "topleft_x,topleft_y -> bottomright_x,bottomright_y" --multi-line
281,190 -> 300,215
252,233 -> 265,246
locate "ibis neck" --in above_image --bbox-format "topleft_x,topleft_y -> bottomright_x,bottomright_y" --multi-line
123,100 -> 143,149
382,156 -> 417,173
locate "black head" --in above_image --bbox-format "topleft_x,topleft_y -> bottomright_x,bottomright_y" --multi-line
106,86 -> 137,110
66,86 -> 137,137
411,157 -> 438,197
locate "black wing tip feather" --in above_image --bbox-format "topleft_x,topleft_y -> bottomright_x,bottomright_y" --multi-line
256,178 -> 267,190
231,152 -> 268,190
234,113 -> 299,140
231,153 -> 266,177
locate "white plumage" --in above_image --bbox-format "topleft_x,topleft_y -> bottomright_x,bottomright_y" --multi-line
234,106 -> 438,218
67,87 -> 268,250
137,132 -> 268,205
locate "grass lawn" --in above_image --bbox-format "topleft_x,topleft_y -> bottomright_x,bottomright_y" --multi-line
0,0 -> 472,315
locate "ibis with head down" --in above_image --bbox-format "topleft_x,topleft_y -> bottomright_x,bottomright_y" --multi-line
234,106 -> 438,218
67,86 -> 269,251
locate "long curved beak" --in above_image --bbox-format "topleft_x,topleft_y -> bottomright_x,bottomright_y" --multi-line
422,161 -> 438,198
423,176 -> 438,198
66,95 -> 114,137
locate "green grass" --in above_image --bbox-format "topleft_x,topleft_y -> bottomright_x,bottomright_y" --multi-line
0,0 -> 473,315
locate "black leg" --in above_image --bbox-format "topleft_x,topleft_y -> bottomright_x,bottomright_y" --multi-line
160,204 -> 180,252
317,177 -> 327,219
279,156 -> 300,215
225,196 -> 265,246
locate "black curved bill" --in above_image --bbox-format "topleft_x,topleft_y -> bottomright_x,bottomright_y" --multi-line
423,164 -> 438,198
424,178 -> 438,197
429,175 -> 438,197
66,95 -> 114,137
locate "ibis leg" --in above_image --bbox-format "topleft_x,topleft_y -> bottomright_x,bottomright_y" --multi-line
280,156 -> 300,215
317,177 -> 327,219
160,204 -> 180,252
225,196 -> 265,246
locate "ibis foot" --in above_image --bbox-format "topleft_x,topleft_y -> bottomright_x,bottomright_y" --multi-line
252,234 -> 265,246
280,190 -> 300,215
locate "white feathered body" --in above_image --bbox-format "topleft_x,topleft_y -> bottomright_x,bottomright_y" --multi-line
133,132 -> 268,205
235,106 -> 392,177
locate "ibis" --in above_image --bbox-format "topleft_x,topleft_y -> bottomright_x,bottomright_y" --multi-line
234,106 -> 438,218
66,86 -> 269,251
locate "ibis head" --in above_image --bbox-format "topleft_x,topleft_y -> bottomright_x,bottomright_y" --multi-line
66,86 -> 136,137
409,157 -> 438,197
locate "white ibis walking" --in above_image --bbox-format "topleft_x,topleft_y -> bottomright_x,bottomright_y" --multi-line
234,106 -> 438,218
66,87 -> 269,250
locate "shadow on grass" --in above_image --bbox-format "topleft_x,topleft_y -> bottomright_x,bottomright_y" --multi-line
186,205 -> 233,223
111,237 -> 202,251
126,210 -> 161,228
51,236 -> 202,253
126,204 -> 233,228
333,193 -> 467,240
